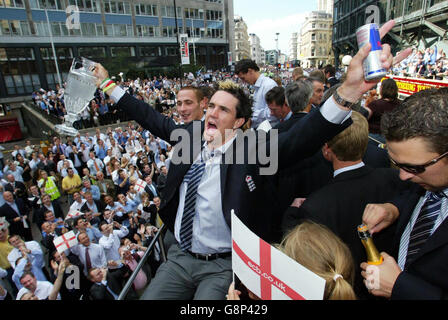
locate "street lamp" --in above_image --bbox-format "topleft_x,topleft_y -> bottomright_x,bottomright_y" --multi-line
275,32 -> 280,65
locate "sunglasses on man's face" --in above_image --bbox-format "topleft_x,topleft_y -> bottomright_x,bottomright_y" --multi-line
390,151 -> 448,174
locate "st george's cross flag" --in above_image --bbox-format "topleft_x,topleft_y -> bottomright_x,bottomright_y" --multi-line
133,178 -> 147,193
65,210 -> 84,220
231,211 -> 326,300
53,231 -> 78,253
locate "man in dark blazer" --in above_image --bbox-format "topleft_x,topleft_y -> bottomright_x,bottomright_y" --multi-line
281,111 -> 410,299
34,194 -> 64,231
361,87 -> 448,300
88,266 -> 129,300
4,174 -> 27,202
94,24 -> 403,300
0,191 -> 32,241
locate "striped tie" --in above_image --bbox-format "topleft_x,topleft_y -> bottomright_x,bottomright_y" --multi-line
179,161 -> 206,251
405,192 -> 444,268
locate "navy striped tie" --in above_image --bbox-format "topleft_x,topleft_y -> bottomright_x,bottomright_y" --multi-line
179,161 -> 206,251
405,192 -> 444,268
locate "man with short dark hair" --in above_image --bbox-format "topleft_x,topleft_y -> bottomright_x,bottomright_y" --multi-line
16,271 -> 58,300
235,59 -> 278,128
265,87 -> 292,123
361,87 -> 448,300
70,232 -> 107,276
324,64 -> 339,89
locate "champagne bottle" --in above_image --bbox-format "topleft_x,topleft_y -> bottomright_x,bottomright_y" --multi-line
357,224 -> 383,265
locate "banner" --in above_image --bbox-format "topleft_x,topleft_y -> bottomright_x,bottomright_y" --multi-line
231,211 -> 326,300
384,76 -> 448,97
228,52 -> 233,66
180,34 -> 190,65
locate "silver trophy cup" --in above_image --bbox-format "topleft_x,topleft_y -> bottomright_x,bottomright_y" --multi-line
55,57 -> 98,136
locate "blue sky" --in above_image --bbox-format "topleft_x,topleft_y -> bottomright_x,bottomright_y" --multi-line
233,0 -> 318,54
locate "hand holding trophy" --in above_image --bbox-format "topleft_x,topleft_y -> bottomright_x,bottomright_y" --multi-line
55,57 -> 98,136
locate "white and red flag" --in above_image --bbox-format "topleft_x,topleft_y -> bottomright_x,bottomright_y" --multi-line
53,231 -> 78,253
231,211 -> 326,300
65,210 -> 84,220
133,178 -> 147,193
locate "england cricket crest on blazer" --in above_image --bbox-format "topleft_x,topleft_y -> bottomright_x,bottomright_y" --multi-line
246,175 -> 256,192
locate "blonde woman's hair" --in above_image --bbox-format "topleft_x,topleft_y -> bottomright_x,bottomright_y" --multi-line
277,221 -> 357,300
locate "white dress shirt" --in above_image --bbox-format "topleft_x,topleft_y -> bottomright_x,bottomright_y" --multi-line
70,243 -> 107,275
16,281 -> 59,300
99,226 -> 129,268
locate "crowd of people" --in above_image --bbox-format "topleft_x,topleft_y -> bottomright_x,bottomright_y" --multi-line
1,20 -> 447,301
392,46 -> 448,80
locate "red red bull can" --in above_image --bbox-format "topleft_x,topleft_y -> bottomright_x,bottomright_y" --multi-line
356,23 -> 387,81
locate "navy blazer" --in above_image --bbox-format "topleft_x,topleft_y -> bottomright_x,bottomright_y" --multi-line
0,198 -> 30,237
390,185 -> 448,299
117,93 -> 351,243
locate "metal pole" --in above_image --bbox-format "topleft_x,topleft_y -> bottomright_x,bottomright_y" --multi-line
117,225 -> 166,300
173,0 -> 182,85
45,7 -> 62,87
191,18 -> 197,65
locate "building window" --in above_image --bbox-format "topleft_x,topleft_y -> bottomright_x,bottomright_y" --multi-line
106,24 -> 132,37
0,20 -> 31,36
2,0 -> 24,8
110,46 -> 135,57
139,46 -> 159,57
207,27 -> 223,38
206,10 -> 222,21
78,46 -> 106,58
104,0 -> 130,14
161,5 -> 182,18
136,25 -> 160,37
0,47 -> 40,95
184,8 -> 204,20
135,3 -> 157,16
67,0 -> 99,12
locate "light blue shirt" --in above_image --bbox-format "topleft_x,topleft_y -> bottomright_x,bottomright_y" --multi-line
3,166 -> 24,183
333,162 -> 365,177
251,74 -> 279,128
12,255 -> 47,290
82,185 -> 101,201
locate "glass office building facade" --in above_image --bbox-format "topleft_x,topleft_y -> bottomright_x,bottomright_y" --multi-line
0,0 -> 234,97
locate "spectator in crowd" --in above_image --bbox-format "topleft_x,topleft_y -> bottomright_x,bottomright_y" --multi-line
16,270 -> 61,300
98,221 -> 129,272
80,178 -> 101,202
0,192 -> 32,241
364,78 -> 400,144
62,168 -> 82,204
235,59 -> 278,128
70,232 -> 107,276
37,169 -> 61,202
265,86 -> 292,123
361,87 -> 448,300
73,215 -> 102,244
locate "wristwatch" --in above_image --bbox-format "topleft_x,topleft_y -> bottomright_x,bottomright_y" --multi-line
333,88 -> 357,109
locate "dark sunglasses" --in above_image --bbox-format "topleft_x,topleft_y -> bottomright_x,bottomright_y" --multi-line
390,150 -> 448,174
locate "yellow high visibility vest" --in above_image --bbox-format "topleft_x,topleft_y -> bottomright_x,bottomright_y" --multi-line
39,176 -> 61,200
